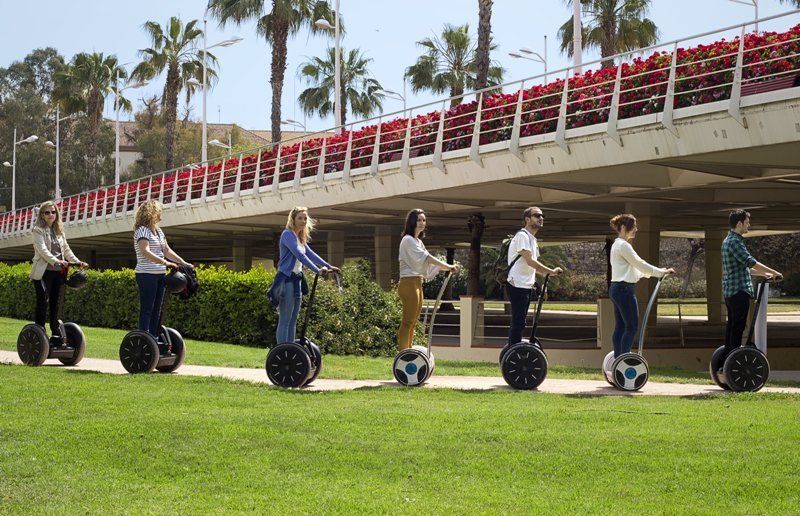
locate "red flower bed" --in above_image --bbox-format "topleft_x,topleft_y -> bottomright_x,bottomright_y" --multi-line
2,24 -> 799,231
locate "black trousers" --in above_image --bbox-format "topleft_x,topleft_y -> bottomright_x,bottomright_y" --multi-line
33,269 -> 66,336
507,283 -> 533,346
724,291 -> 751,353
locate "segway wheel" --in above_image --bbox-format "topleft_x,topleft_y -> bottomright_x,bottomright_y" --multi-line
501,342 -> 548,390
611,353 -> 649,391
17,324 -> 49,366
602,351 -> 615,386
709,345 -> 730,390
119,331 -> 160,374
499,338 -> 541,372
302,340 -> 323,386
58,322 -> 86,366
393,345 -> 432,386
266,343 -> 312,388
723,347 -> 770,393
156,327 -> 186,373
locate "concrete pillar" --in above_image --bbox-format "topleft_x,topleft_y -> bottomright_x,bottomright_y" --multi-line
374,226 -> 395,289
459,296 -> 485,349
327,230 -> 344,268
705,230 -> 726,324
625,204 -> 661,325
232,239 -> 253,272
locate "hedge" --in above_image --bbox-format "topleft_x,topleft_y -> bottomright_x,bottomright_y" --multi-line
0,260 -> 417,356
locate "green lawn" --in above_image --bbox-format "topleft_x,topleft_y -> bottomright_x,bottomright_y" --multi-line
0,366 -> 798,513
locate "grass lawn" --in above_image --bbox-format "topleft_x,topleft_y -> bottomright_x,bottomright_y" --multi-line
2,317 -> 798,388
0,365 -> 798,513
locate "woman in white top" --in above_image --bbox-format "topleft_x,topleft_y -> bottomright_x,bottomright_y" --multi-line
30,200 -> 87,343
133,200 -> 191,337
608,214 -> 674,358
397,209 -> 458,350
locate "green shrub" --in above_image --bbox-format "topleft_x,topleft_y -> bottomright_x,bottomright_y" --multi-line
0,260 -> 411,356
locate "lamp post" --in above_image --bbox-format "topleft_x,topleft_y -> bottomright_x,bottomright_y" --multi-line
109,71 -> 149,185
383,89 -> 406,117
573,0 -> 582,74
43,106 -> 78,200
510,35 -> 548,83
208,133 -> 232,150
194,20 -> 243,164
3,129 -> 39,211
281,119 -> 307,131
727,0 -> 759,32
314,0 -> 342,133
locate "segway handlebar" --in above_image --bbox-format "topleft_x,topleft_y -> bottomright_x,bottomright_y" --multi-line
636,269 -> 673,355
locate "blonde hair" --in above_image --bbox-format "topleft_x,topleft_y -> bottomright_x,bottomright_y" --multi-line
35,201 -> 64,235
135,200 -> 163,230
286,206 -> 314,244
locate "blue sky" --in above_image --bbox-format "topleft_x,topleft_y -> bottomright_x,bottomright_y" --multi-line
1,1 -> 797,133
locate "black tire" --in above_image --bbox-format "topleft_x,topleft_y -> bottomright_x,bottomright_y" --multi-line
59,322 -> 86,366
709,345 -> 730,390
119,331 -> 160,374
499,338 -> 541,373
610,353 -> 649,391
17,324 -> 49,366
602,351 -> 615,386
393,347 -> 432,386
723,347 -> 770,392
302,341 -> 322,386
266,343 -> 312,387
156,327 -> 186,373
501,342 -> 548,390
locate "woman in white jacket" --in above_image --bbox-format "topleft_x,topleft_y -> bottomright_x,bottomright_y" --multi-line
30,201 -> 87,343
608,214 -> 673,358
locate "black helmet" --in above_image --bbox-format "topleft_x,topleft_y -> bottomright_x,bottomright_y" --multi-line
65,269 -> 88,289
165,270 -> 188,294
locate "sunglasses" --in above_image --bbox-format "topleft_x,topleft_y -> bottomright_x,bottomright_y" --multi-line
43,210 -> 56,215
531,213 -> 544,219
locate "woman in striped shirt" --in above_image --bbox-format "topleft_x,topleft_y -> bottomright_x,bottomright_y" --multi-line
133,200 -> 192,337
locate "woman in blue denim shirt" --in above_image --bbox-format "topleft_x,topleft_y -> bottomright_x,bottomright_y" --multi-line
274,207 -> 339,344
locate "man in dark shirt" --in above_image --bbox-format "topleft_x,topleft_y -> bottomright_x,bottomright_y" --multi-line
720,210 -> 782,362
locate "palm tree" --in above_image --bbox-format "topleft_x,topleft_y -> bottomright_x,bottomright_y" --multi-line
131,17 -> 216,170
475,0 -> 494,90
779,0 -> 800,7
406,23 -> 504,108
53,52 -> 128,187
558,0 -> 659,69
207,0 -> 336,144
297,47 -> 384,127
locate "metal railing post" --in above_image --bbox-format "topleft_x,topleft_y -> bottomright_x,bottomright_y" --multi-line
606,64 -> 624,147
509,82 -> 525,162
555,71 -> 571,154
82,192 -> 90,223
216,158 -> 226,199
316,137 -> 328,189
662,42 -> 680,137
272,145 -> 283,198
370,116 -> 383,180
469,92 -> 484,167
400,116 -> 413,177
101,189 -> 109,222
292,142 -> 304,190
91,190 -> 100,221
201,164 -> 209,202
343,127 -> 354,185
252,149 -> 263,196
171,174 -> 180,209
432,101 -> 447,173
122,184 -> 131,217
158,172 -> 166,204
234,153 -> 244,201
728,25 -> 746,126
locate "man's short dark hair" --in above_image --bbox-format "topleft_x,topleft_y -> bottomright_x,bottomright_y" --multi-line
729,209 -> 750,229
523,207 -> 541,221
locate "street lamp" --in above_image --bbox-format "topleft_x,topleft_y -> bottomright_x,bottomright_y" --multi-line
44,107 -> 79,200
726,0 -> 759,32
109,72 -> 149,185
509,36 -> 548,83
383,89 -> 406,118
3,129 -> 39,211
314,0 -> 342,133
208,134 -> 232,150
573,0 -> 582,74
281,119 -> 307,131
196,18 -> 243,163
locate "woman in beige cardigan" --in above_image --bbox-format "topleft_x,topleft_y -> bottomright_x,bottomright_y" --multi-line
30,200 -> 87,343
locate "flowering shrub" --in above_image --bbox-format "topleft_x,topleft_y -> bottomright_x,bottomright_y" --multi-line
1,24 -> 798,231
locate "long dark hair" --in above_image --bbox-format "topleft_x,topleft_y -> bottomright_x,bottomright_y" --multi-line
402,209 -> 425,239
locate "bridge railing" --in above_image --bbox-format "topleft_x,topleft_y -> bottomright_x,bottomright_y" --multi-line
1,10 -> 799,240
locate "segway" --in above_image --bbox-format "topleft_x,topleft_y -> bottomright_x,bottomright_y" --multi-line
119,269 -> 187,374
393,271 -> 452,386
709,277 -> 773,392
17,263 -> 88,367
602,272 -> 672,391
499,274 -> 551,390
266,270 -> 342,387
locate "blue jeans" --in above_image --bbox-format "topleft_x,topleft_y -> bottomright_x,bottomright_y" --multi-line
609,281 -> 639,357
136,273 -> 166,337
276,275 -> 303,344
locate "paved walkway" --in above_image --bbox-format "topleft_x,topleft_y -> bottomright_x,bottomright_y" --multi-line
2,350 -> 799,396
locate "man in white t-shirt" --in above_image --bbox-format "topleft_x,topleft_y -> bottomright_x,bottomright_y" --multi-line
506,207 -> 564,346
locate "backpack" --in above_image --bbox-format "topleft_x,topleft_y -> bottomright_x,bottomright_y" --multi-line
494,231 -> 524,286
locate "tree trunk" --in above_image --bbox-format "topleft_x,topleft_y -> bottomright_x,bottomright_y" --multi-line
86,89 -> 102,187
441,247 -> 456,311
467,213 -> 485,296
270,18 -> 290,144
339,66 -> 347,129
163,63 -> 181,170
449,84 -> 465,108
475,0 -> 493,90
600,17 -> 617,69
